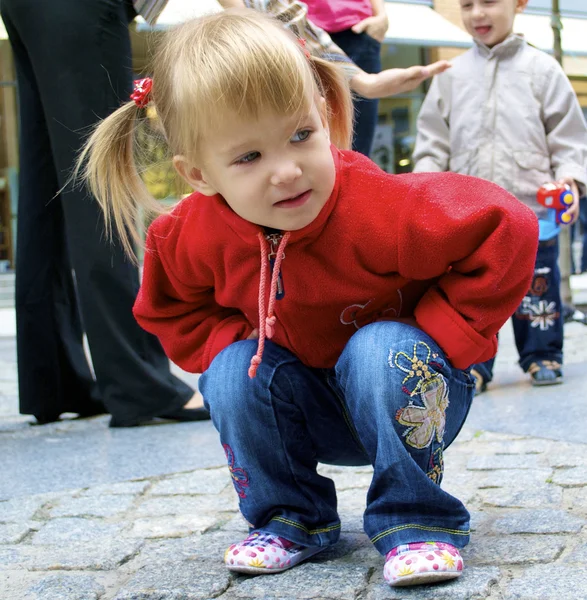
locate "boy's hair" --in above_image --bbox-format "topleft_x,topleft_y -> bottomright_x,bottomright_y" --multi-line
77,9 -> 353,259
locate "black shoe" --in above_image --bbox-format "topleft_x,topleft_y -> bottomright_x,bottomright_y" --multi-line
159,406 -> 210,421
32,413 -> 61,425
109,406 -> 210,428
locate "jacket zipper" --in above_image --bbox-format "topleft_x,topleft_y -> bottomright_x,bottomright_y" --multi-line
265,233 -> 285,298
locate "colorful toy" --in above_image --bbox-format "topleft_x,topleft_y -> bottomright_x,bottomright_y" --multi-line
536,183 -> 574,225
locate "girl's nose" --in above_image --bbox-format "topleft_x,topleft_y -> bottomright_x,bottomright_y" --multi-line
270,162 -> 302,186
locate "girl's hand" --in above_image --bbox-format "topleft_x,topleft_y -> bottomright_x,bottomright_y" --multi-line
351,14 -> 389,43
351,61 -> 451,99
557,177 -> 580,224
247,328 -> 259,340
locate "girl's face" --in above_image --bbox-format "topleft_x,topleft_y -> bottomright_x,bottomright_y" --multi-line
459,0 -> 528,48
176,97 -> 336,232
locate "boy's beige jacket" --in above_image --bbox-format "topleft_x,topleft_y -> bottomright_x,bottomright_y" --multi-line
413,34 -> 587,218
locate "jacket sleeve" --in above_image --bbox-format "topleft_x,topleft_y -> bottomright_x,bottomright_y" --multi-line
133,226 -> 253,374
396,173 -> 539,369
541,60 -> 587,195
412,75 -> 451,173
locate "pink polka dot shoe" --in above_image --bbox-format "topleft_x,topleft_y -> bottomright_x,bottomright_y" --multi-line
384,541 -> 464,587
224,531 -> 324,574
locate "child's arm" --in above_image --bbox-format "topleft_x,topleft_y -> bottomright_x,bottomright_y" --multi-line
394,173 -> 538,369
411,75 -> 451,173
133,226 -> 254,374
541,62 -> 587,223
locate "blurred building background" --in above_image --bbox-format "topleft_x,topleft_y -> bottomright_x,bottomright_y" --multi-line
0,0 -> 586,267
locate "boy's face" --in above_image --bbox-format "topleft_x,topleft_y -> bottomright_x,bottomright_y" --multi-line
459,0 -> 528,48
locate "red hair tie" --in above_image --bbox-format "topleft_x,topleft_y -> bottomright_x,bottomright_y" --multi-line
298,38 -> 311,59
130,77 -> 153,108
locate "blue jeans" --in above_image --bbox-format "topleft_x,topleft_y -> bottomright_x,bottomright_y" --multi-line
330,29 -> 381,157
473,239 -> 563,382
200,322 -> 474,555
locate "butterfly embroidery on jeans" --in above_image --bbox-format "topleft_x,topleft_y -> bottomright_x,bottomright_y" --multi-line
223,444 -> 250,499
396,375 -> 449,449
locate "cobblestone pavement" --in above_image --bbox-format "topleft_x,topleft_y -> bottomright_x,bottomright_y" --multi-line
0,319 -> 586,599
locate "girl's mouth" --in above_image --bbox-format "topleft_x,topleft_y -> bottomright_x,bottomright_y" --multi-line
274,190 -> 312,208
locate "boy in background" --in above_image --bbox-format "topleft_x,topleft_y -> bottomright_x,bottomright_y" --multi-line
412,0 -> 587,391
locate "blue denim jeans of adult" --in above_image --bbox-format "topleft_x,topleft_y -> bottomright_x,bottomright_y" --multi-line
330,29 -> 381,157
473,238 -> 563,383
200,321 -> 474,556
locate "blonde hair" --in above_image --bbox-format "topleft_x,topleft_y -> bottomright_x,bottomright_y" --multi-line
77,8 -> 353,259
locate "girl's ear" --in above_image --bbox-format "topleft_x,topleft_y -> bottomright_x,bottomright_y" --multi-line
173,155 -> 218,196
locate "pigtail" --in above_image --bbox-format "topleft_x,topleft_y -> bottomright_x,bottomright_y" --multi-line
310,56 -> 354,151
75,100 -> 164,262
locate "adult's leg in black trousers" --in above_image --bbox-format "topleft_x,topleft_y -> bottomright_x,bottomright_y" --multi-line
1,7 -> 104,423
2,0 -> 193,426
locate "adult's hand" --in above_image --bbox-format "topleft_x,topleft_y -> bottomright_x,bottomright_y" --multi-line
557,177 -> 580,224
351,13 -> 389,43
351,60 -> 451,99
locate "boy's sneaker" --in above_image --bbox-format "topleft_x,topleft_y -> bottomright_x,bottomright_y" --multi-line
384,542 -> 463,587
527,360 -> 563,386
224,530 -> 324,574
470,369 -> 487,396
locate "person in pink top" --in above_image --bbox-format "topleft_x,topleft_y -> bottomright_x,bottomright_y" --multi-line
304,0 -> 388,156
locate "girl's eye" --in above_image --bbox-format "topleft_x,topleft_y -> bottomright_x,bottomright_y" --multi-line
236,152 -> 260,165
291,129 -> 311,143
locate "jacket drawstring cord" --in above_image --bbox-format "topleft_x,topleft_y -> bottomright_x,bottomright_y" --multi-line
248,231 -> 291,378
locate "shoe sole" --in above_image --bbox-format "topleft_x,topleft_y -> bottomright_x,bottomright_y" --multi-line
389,570 -> 462,587
531,378 -> 563,387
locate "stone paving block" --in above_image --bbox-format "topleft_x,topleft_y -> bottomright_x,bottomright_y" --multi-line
465,439 -> 552,456
472,468 -> 553,489
127,514 -> 217,539
505,565 -> 587,599
339,512 -> 365,534
480,485 -> 563,508
467,454 -> 545,471
26,573 -> 105,600
25,540 -> 143,571
566,542 -> 587,563
366,566 -> 501,599
492,509 -> 585,534
0,522 -> 32,544
0,496 -> 46,522
469,511 -> 493,533
31,518 -> 124,545
81,480 -> 150,496
0,546 -> 23,570
231,562 -> 370,599
114,559 -> 231,600
552,467 -> 587,487
135,493 -> 237,517
49,494 -> 136,518
546,446 -> 587,468
462,534 -> 566,565
0,571 -> 39,600
149,468 -> 230,496
316,469 -> 373,492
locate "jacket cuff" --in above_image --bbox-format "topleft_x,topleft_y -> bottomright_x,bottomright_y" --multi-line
414,289 -> 498,369
202,316 -> 253,371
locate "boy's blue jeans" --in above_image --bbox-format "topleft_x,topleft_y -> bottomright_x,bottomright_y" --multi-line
200,322 -> 474,556
473,239 -> 562,382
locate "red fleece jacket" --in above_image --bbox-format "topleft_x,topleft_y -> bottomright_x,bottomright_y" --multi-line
134,149 -> 538,373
